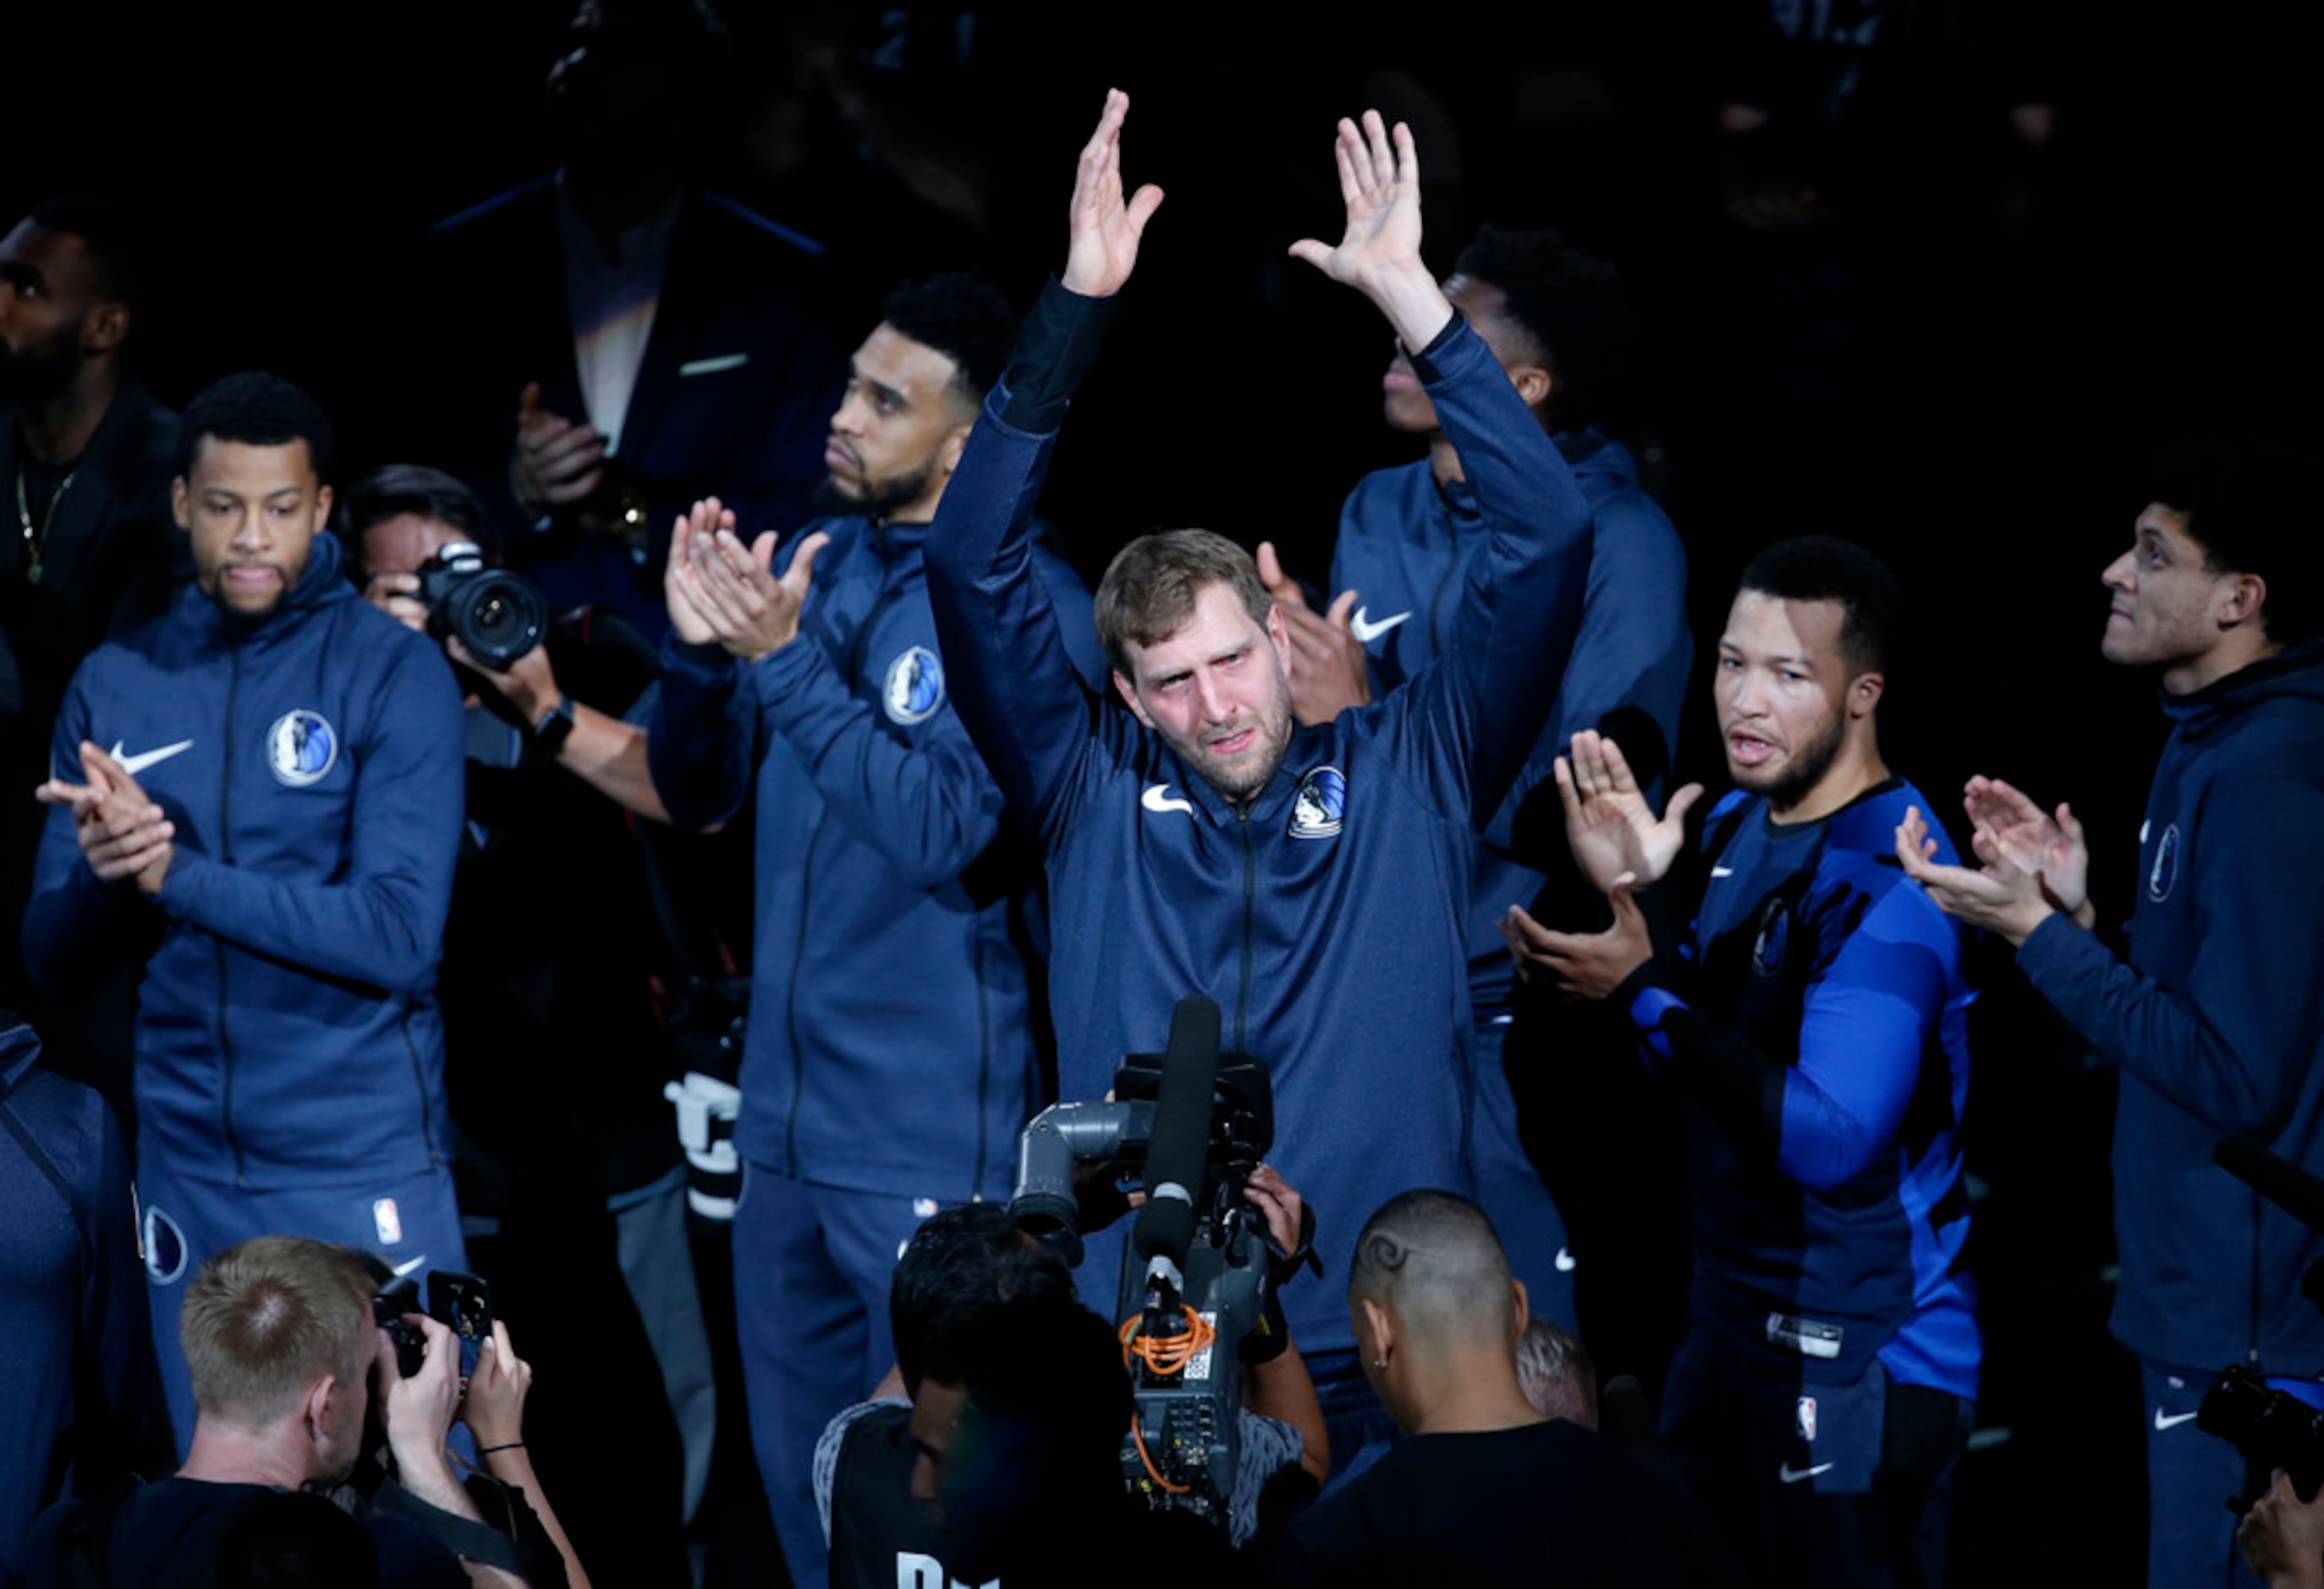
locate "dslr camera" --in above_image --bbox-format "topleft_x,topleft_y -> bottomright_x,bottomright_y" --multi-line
414,542 -> 547,671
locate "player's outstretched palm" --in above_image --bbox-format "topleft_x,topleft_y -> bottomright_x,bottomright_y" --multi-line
1961,775 -> 2089,917
1063,88 -> 1164,299
1554,729 -> 1701,896
1288,110 -> 1423,295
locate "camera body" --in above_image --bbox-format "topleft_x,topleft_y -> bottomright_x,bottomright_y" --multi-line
414,542 -> 547,671
1011,1030 -> 1277,1531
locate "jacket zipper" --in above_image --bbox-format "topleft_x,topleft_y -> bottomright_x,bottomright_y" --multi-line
2250,1187 -> 2265,1366
783,553 -> 905,1178
1236,807 -> 1255,1052
218,648 -> 245,1185
403,1015 -> 440,1163
971,934 -> 992,1194
1425,498 -> 1462,657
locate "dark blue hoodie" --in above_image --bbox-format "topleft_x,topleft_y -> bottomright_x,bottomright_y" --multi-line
1331,439 -> 1689,1014
649,514 -> 1102,1196
2016,641 -> 2324,1372
926,287 -> 1596,1354
21,534 -> 465,1189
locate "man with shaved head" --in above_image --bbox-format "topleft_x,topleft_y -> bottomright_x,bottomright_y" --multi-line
1277,1191 -> 1737,1586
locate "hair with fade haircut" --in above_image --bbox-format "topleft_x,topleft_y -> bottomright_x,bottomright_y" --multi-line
1516,1317 -> 1598,1428
879,272 -> 1019,411
1453,224 -> 1636,430
1737,535 -> 1902,679
1094,529 -> 1273,678
341,463 -> 493,556
179,1235 -> 376,1427
890,1201 -> 1071,1396
2150,435 -> 2324,645
1349,1188 -> 1519,1344
178,371 -> 338,486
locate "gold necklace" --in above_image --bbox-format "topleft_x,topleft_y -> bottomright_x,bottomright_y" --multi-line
14,457 -> 77,586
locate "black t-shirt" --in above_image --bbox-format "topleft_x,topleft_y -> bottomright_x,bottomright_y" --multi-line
22,1476 -> 468,1589
1277,1421 -> 1741,1588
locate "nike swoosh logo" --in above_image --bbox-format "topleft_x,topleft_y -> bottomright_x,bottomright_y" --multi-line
1711,866 -> 1735,878
2154,1409 -> 2200,1432
111,740 -> 195,777
1349,607 -> 1411,645
1777,1461 -> 1835,1484
1141,784 -> 1194,816
390,1254 -> 428,1278
1553,1247 -> 1577,1273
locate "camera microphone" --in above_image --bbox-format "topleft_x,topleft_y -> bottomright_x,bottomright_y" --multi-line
1134,996 -> 1222,1277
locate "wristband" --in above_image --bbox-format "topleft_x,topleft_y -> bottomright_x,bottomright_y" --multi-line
527,696 -> 575,757
479,1441 -> 525,1455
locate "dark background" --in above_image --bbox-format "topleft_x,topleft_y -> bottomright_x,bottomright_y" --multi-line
10,1 -> 2319,1576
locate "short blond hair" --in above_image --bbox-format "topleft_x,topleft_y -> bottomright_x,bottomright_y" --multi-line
179,1235 -> 375,1427
1093,530 -> 1272,677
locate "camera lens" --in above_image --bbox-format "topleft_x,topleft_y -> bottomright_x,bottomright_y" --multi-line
451,570 -> 547,671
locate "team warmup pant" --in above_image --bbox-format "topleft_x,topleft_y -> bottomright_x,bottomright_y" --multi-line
733,1159 -> 995,1589
1468,1014 -> 1578,1333
1661,1321 -> 1971,1588
135,1146 -> 467,1454
2141,1357 -> 2266,1588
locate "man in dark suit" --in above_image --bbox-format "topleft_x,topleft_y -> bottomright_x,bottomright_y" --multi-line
0,197 -> 184,1095
420,0 -> 843,638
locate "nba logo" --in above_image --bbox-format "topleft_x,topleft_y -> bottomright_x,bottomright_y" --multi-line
1796,1395 -> 1817,1442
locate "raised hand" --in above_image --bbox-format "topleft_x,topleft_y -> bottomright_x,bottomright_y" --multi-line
1894,804 -> 2055,947
1255,542 -> 1371,724
1553,729 -> 1702,896
1063,88 -> 1165,299
1501,874 -> 1652,1001
512,382 -> 606,512
1961,775 -> 2091,924
1288,111 -> 1449,352
1288,111 -> 1423,294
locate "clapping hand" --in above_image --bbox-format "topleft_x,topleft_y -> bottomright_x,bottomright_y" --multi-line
1553,730 -> 1702,898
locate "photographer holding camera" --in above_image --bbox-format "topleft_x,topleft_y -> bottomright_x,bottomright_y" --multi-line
347,463 -> 715,1586
21,1234 -> 585,1588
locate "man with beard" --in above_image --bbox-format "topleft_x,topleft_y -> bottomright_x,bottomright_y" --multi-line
1893,439 -> 2324,1589
22,374 -> 467,1448
0,199 -> 184,1096
1507,537 -> 1979,1587
640,271 -> 1105,1589
924,95 -> 1602,1474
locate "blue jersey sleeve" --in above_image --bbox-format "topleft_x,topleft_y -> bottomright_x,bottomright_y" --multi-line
1629,871 -> 1961,1194
1777,883 -> 1958,1192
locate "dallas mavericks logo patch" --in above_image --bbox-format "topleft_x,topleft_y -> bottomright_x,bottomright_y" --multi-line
1288,765 -> 1346,839
2149,822 -> 2181,902
884,646 -> 945,725
266,710 -> 338,788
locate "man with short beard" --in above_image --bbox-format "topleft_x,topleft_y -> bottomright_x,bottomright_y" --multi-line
640,272 -> 1104,1589
1508,537 -> 1980,1588
0,198 -> 184,1087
